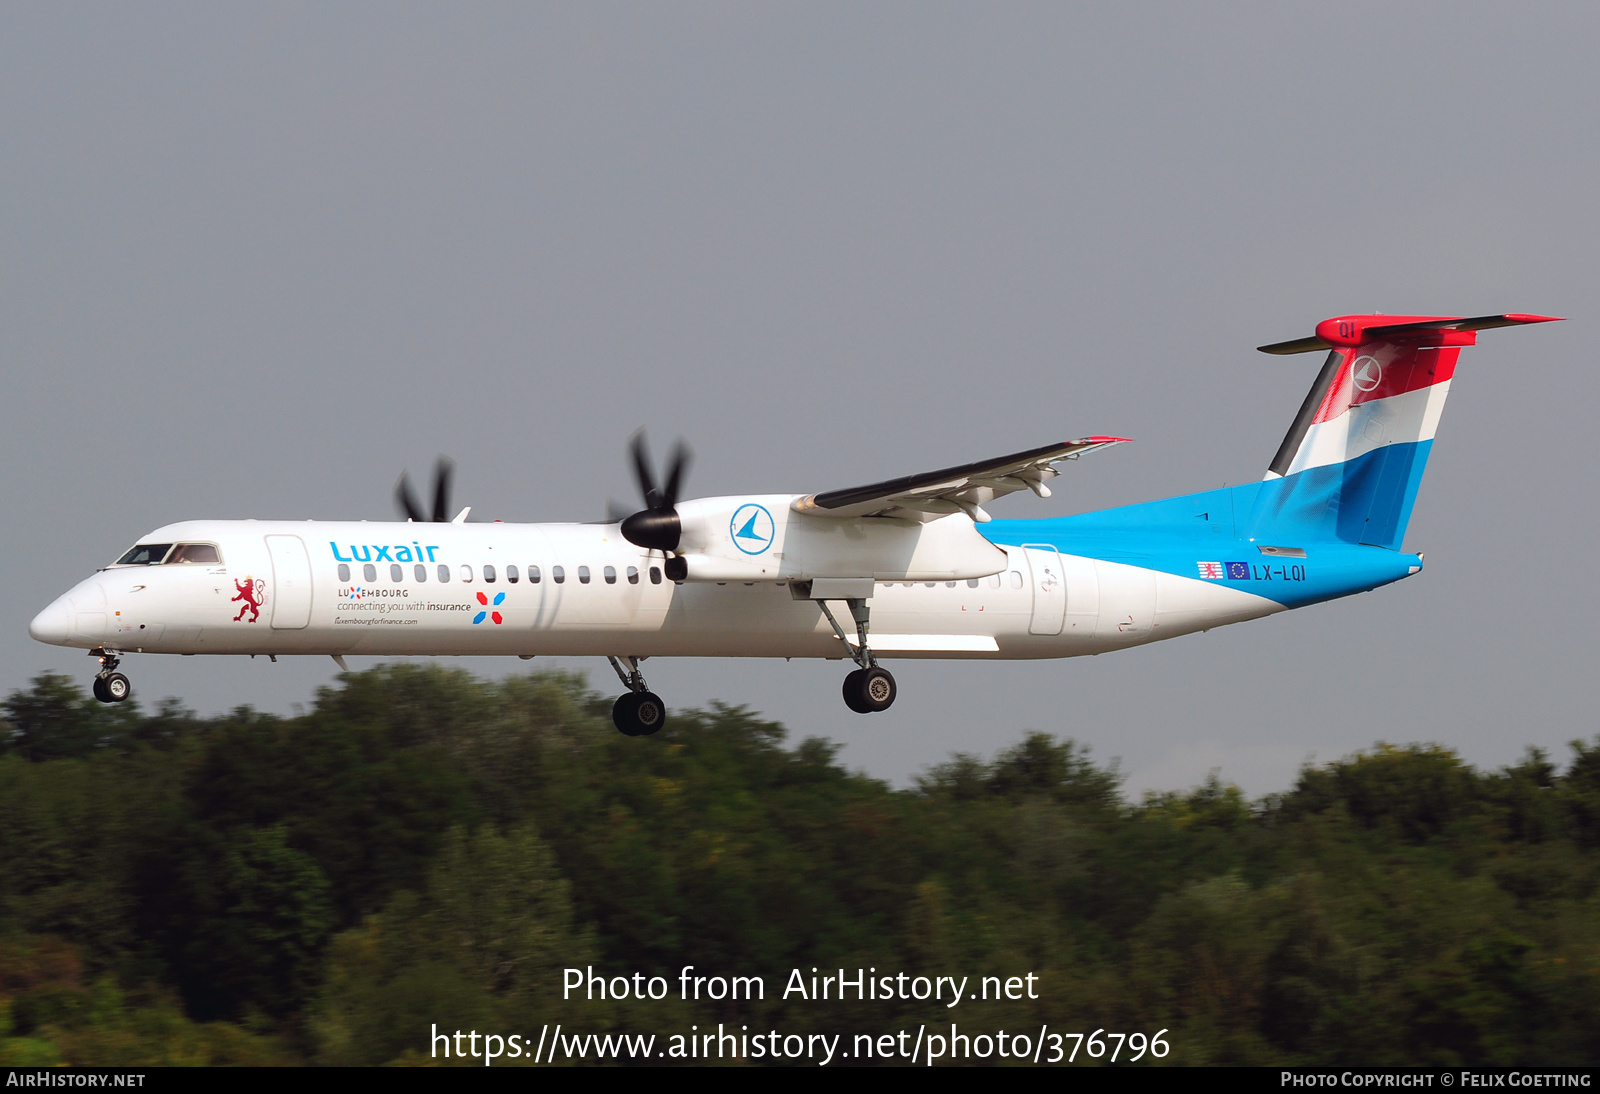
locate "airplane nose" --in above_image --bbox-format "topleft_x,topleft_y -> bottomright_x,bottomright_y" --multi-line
29,598 -> 73,645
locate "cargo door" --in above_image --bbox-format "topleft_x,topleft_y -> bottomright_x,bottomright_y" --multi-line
265,535 -> 313,629
1022,544 -> 1068,636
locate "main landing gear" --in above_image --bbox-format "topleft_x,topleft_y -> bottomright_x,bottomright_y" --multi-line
88,649 -> 131,704
608,656 -> 666,737
842,665 -> 896,714
814,594 -> 897,714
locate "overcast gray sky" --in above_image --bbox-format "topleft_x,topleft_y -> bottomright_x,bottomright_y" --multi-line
4,2 -> 1595,796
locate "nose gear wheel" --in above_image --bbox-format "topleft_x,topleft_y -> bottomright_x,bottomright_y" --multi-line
87,649 -> 131,704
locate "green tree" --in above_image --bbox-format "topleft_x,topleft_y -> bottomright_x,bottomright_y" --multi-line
1,674 -> 140,761
163,825 -> 333,1020
312,822 -> 594,1065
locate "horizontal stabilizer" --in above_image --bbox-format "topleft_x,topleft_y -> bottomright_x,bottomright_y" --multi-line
1364,313 -> 1563,339
1257,334 -> 1333,356
1259,313 -> 1561,354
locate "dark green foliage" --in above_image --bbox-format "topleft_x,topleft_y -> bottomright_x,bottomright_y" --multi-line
1,673 -> 143,760
161,825 -> 333,1020
1,666 -> 1597,1065
313,823 -> 596,1065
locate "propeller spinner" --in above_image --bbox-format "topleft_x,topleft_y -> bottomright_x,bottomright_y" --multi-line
619,431 -> 691,553
395,457 -> 456,523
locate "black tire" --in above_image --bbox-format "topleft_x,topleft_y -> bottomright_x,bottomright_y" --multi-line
858,667 -> 896,713
103,673 -> 132,704
612,692 -> 644,736
841,669 -> 869,714
92,676 -> 110,704
633,691 -> 667,736
612,691 -> 668,737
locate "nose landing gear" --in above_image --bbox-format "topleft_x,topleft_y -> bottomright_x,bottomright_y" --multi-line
88,649 -> 131,704
607,655 -> 666,737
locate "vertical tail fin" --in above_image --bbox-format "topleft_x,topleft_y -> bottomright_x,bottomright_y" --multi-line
1249,313 -> 1559,549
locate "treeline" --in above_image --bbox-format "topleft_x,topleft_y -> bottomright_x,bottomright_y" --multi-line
0,666 -> 1597,1066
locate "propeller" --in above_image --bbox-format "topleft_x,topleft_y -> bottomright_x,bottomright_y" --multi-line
395,456 -> 456,523
619,430 -> 691,553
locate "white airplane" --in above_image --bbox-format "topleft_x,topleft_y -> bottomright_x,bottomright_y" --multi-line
30,311 -> 1557,736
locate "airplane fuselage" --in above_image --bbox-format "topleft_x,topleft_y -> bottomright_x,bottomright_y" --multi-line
30,502 -> 1420,664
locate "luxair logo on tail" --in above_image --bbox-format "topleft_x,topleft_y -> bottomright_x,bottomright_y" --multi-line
1253,312 -> 1560,552
730,503 -> 775,555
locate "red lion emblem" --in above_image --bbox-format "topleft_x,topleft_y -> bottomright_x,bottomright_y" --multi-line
232,576 -> 267,623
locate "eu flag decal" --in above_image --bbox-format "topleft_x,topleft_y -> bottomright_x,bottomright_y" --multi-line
1226,561 -> 1250,580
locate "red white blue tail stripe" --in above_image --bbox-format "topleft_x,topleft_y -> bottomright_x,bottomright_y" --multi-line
983,312 -> 1559,613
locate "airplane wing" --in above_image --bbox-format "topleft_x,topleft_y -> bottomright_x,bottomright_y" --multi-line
790,438 -> 1128,522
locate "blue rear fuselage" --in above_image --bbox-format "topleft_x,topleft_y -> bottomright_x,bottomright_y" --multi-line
981,442 -> 1429,610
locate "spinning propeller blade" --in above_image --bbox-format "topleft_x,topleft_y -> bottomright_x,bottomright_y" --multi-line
620,430 -> 692,552
394,457 -> 456,522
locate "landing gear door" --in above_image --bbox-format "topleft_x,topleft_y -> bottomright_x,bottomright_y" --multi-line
1022,544 -> 1067,636
264,535 -> 313,629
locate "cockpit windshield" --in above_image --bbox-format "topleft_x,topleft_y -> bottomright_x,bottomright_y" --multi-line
117,543 -> 173,565
112,542 -> 222,566
167,543 -> 221,564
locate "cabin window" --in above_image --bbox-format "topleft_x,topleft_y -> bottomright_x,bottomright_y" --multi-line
338,564 -> 350,582
459,565 -> 473,583
168,543 -> 221,565
1009,571 -> 1023,589
506,565 -> 519,583
364,564 -> 377,582
578,565 -> 591,584
649,566 -> 661,584
437,564 -> 451,583
552,565 -> 565,584
484,564 -> 497,583
529,565 -> 541,584
967,578 -> 979,588
604,565 -> 617,584
117,543 -> 172,565
390,564 -> 404,582
414,564 -> 428,582
987,574 -> 1001,589
924,582 -> 936,588
946,581 -> 956,588
627,566 -> 639,585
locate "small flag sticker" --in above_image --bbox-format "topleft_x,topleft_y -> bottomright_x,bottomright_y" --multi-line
1227,561 -> 1250,580
1197,561 -> 1224,579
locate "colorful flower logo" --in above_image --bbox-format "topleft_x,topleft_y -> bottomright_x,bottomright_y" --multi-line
473,591 -> 506,625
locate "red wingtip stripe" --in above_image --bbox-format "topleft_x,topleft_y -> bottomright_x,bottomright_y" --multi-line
1082,436 -> 1132,444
